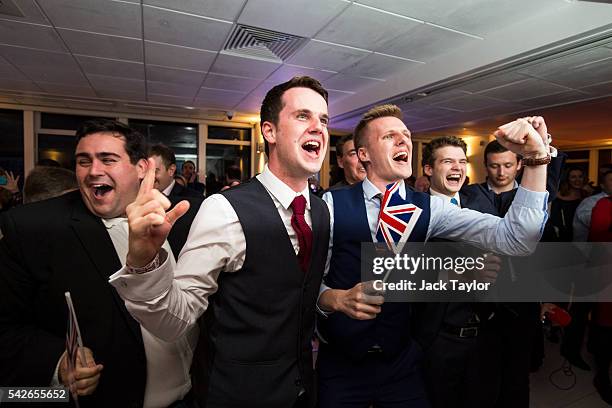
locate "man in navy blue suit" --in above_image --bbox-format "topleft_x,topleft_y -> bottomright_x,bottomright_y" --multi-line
317,104 -> 552,408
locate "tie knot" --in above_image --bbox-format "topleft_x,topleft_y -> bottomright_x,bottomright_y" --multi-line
450,197 -> 459,206
291,195 -> 307,215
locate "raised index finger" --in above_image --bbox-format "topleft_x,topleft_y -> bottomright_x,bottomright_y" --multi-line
138,157 -> 156,199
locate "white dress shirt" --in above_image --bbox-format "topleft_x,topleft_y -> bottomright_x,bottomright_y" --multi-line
573,191 -> 608,242
429,187 -> 461,207
104,217 -> 196,408
319,177 -> 548,298
109,165 -> 312,342
162,179 -> 176,196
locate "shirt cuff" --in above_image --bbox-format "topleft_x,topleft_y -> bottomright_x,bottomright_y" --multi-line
316,283 -> 333,317
514,186 -> 548,211
549,146 -> 558,157
109,249 -> 173,302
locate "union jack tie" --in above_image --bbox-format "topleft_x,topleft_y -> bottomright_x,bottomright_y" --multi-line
375,182 -> 423,254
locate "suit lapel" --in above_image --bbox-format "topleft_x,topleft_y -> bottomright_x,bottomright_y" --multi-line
69,199 -> 143,344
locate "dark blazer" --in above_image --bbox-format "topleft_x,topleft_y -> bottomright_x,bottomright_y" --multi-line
169,182 -> 203,200
0,190 -> 200,407
414,152 -> 565,347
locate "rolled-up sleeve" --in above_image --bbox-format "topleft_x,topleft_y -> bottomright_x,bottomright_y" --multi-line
428,186 -> 548,256
109,194 -> 246,342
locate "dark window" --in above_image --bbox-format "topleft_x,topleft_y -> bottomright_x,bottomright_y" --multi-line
129,119 -> 198,170
565,150 -> 589,160
0,109 -> 24,183
205,144 -> 251,194
38,134 -> 76,170
208,126 -> 251,141
41,113 -> 113,130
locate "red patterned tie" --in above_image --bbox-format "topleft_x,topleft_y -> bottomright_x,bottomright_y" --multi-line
290,195 -> 313,273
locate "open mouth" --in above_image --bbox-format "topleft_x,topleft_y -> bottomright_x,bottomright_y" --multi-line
91,183 -> 113,198
446,174 -> 462,184
301,140 -> 321,157
392,151 -> 408,162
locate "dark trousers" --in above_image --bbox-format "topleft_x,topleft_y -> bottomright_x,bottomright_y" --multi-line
495,304 -> 539,408
422,327 -> 501,408
561,302 -> 593,359
317,342 -> 429,408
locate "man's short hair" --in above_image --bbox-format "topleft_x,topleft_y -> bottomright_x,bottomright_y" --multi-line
226,165 -> 241,182
23,166 -> 78,204
483,140 -> 519,165
149,144 -> 176,169
353,104 -> 403,151
422,136 -> 467,167
260,76 -> 328,156
75,119 -> 147,165
336,134 -> 354,157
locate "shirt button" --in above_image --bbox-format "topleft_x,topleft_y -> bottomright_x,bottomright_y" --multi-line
294,378 -> 302,387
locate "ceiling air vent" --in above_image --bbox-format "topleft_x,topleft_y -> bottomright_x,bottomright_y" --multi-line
222,24 -> 307,63
0,0 -> 25,17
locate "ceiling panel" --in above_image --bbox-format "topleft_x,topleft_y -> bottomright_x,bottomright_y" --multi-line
146,65 -> 205,86
96,89 -> 146,101
478,78 -> 572,102
528,58 -> 612,89
38,0 -> 142,38
143,0 -> 244,21
202,73 -> 261,92
209,53 -> 280,79
234,94 -> 262,113
147,80 -> 198,97
148,93 -> 195,106
265,64 -> 336,84
145,41 -> 216,72
77,55 -> 144,80
356,0 -> 555,37
401,105 -> 459,119
457,72 -> 530,93
579,80 -> 612,97
518,90 -> 592,108
0,20 -> 67,51
194,87 -> 246,108
323,73 -> 383,93
0,0 -> 50,24
88,74 -> 145,93
0,63 -> 29,80
0,78 -> 41,91
287,40 -> 369,72
238,0 -> 348,37
341,53 -> 422,79
22,65 -> 89,85
433,94 -> 509,112
517,47 -> 612,78
327,89 -> 355,106
36,81 -> 96,97
315,3 -> 421,51
379,24 -> 480,62
0,46 -> 74,68
143,5 -> 232,51
58,29 -> 143,62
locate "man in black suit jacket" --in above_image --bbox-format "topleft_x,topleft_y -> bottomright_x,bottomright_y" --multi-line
0,120 -> 201,407
150,143 -> 202,199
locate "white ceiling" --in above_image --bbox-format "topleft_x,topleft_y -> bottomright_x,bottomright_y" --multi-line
0,0 -> 611,130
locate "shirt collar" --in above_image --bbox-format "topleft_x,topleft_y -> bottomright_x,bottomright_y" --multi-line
363,177 -> 407,200
256,165 -> 311,210
101,217 -> 127,229
162,179 -> 175,196
429,187 -> 461,206
487,179 -> 518,192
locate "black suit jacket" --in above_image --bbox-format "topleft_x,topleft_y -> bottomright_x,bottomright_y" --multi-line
413,152 -> 565,348
169,182 -> 203,200
0,190 -> 200,407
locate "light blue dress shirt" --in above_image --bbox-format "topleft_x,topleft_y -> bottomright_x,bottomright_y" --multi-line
319,177 -> 549,299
